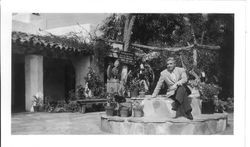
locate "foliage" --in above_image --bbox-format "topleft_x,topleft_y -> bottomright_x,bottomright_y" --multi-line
84,67 -> 105,97
100,13 -> 234,98
100,14 -> 232,47
92,40 -> 112,73
42,28 -> 111,72
40,33 -> 94,54
139,82 -> 146,92
124,55 -> 155,93
106,93 -> 118,108
32,95 -> 43,106
65,101 -> 79,112
196,50 -> 220,82
76,85 -> 85,98
68,85 -> 86,100
132,101 -> 144,110
98,90 -> 109,99
67,68 -> 107,100
224,97 -> 234,112
99,14 -> 125,41
43,96 -> 54,112
198,83 -> 221,100
43,99 -> 80,113
126,76 -> 140,91
68,89 -> 76,100
214,96 -> 234,113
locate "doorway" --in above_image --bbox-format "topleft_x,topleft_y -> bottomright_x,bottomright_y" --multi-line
12,54 -> 25,113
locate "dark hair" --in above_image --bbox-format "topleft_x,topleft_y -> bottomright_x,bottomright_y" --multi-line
167,57 -> 176,63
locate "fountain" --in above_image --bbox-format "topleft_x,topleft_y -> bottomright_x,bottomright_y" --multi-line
101,90 -> 228,135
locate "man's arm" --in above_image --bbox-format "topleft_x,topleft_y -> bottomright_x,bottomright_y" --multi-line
175,68 -> 188,86
152,72 -> 165,97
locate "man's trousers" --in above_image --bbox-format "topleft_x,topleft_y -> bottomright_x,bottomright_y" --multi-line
170,85 -> 192,117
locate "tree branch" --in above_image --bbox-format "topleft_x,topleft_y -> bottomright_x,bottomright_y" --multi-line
107,39 -> 221,51
131,43 -> 194,52
196,44 -> 220,50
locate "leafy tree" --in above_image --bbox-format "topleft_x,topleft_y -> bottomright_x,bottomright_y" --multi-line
100,13 -> 234,98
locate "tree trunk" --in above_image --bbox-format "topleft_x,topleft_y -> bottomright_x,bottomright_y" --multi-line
120,14 -> 136,96
123,15 -> 130,42
123,14 -> 136,51
201,31 -> 205,45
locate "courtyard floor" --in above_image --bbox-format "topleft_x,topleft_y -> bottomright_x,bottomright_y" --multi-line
11,112 -> 234,135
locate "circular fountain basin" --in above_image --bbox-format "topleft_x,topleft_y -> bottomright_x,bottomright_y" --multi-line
101,113 -> 228,135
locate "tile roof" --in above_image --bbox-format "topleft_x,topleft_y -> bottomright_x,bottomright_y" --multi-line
12,31 -> 93,56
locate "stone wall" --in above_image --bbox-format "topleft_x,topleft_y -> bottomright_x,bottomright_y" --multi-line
101,113 -> 228,135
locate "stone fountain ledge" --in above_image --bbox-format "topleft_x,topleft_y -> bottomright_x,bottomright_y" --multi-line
101,113 -> 228,135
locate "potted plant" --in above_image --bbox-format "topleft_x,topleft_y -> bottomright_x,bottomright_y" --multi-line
139,82 -> 146,98
198,83 -> 221,114
84,68 -> 104,97
105,93 -> 115,116
128,78 -> 140,98
32,95 -> 43,112
132,101 -> 144,117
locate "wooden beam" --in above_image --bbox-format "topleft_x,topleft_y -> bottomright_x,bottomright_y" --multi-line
107,39 -> 220,51
196,44 -> 220,50
131,43 -> 194,52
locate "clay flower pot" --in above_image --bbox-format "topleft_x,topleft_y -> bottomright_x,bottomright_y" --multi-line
139,91 -> 145,98
201,99 -> 215,114
131,89 -> 139,97
120,107 -> 129,117
33,106 -> 40,112
133,109 -> 143,117
105,106 -> 114,116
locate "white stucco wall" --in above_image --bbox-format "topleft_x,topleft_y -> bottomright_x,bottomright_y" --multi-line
12,14 -> 46,34
25,55 -> 43,112
71,56 -> 91,89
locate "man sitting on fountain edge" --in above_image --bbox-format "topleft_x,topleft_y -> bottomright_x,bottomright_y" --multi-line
151,57 -> 193,120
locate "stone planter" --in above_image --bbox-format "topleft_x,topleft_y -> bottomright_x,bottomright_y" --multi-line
139,91 -> 145,98
131,89 -> 139,97
120,107 -> 129,117
33,106 -> 40,112
105,106 -> 114,116
101,113 -> 228,134
133,109 -> 143,117
201,99 -> 215,114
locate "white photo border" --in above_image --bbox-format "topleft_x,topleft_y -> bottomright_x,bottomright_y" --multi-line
1,0 -> 247,147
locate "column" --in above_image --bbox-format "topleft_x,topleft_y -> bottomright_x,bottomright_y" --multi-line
25,55 -> 43,112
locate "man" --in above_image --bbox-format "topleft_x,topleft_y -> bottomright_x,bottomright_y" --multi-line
152,57 -> 193,120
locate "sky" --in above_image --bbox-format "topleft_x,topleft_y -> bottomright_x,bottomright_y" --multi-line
41,13 -> 111,29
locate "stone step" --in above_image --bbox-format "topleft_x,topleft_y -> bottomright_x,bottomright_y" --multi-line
101,113 -> 228,135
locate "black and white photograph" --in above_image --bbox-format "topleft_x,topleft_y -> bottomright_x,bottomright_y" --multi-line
1,0 -> 248,147
10,13 -> 234,135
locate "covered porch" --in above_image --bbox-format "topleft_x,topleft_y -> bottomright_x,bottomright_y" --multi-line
11,31 -> 93,112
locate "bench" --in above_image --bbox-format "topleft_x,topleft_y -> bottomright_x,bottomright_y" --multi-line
76,99 -> 107,113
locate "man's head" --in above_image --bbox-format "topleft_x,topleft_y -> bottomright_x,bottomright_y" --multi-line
166,57 -> 176,72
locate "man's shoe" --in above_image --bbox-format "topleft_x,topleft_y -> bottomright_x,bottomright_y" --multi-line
185,112 -> 193,120
171,101 -> 179,111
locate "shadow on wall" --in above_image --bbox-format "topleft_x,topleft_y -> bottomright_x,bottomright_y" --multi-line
44,58 -> 75,102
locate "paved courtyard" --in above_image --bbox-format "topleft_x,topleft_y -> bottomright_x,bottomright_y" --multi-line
11,112 -> 233,135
